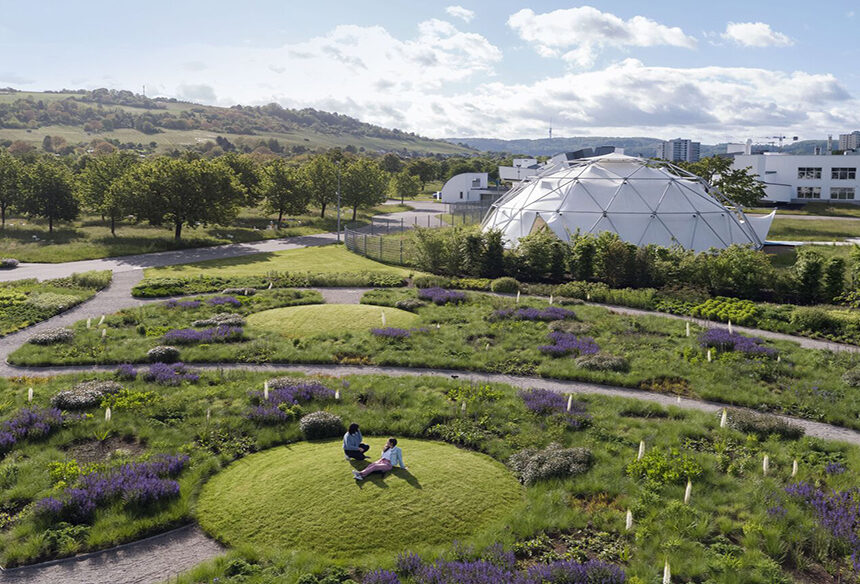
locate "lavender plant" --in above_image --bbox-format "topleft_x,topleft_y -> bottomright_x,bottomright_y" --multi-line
143,362 -> 200,386
491,306 -> 577,322
698,328 -> 777,357
0,407 -> 65,453
162,326 -> 244,345
538,332 -> 599,357
417,287 -> 466,305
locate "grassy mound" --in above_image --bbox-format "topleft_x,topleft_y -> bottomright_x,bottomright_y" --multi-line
197,439 -> 522,560
247,304 -> 419,337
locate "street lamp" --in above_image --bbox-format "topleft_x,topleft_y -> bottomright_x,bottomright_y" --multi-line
336,161 -> 342,243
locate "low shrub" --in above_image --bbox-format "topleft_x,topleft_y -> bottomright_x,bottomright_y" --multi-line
54,271 -> 112,290
50,380 -> 123,411
698,329 -> 777,357
538,332 -> 599,357
115,364 -> 137,381
144,362 -> 199,385
371,327 -> 412,339
451,278 -> 491,291
299,411 -> 344,440
508,443 -> 593,485
191,313 -> 246,327
574,352 -> 629,372
0,407 -> 65,453
28,328 -> 75,345
727,409 -> 804,440
26,292 -> 79,311
790,306 -> 841,335
417,287 -> 466,305
413,275 -> 452,288
844,368 -> 860,388
426,418 -> 490,448
490,277 -> 520,294
162,326 -> 244,345
556,297 -> 584,306
0,258 -> 19,269
147,346 -> 180,363
393,298 -> 423,312
491,306 -> 577,322
548,321 -> 592,335
626,448 -> 703,486
691,297 -> 759,326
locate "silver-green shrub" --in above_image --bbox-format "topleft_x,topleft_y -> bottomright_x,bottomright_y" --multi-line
508,442 -> 592,485
147,345 -> 180,363
51,380 -> 123,410
28,327 -> 75,345
575,352 -> 630,372
299,411 -> 344,440
191,313 -> 245,327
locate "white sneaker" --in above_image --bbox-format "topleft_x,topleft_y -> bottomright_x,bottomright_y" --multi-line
352,470 -> 363,480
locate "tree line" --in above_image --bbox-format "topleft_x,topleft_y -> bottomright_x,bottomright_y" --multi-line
0,149 -> 410,239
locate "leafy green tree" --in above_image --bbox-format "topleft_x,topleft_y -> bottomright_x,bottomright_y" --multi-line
569,232 -> 597,281
677,156 -> 766,207
341,157 -> 387,221
380,153 -> 403,174
76,151 -> 139,235
391,170 -> 420,203
0,150 -> 24,229
406,158 -> 436,190
482,229 -> 505,278
20,158 -> 78,232
304,155 -> 339,218
220,153 -> 261,205
118,157 -> 244,240
261,160 -> 310,228
792,248 -> 824,303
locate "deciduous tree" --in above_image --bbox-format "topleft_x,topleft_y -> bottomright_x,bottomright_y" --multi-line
261,159 -> 310,228
304,155 -> 338,218
20,158 -> 78,232
391,170 -> 420,203
0,151 -> 23,229
341,157 -> 387,221
76,151 -> 139,235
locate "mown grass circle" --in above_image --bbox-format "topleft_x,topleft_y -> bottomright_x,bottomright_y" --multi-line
246,304 -> 418,337
196,439 -> 522,559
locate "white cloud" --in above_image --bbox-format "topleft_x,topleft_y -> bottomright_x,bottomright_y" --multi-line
507,6 -> 696,67
722,22 -> 793,47
445,5 -> 475,23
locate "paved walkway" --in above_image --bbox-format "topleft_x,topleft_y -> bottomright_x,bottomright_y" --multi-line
0,525 -> 222,584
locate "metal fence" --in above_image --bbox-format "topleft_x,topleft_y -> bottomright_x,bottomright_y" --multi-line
344,227 -> 411,265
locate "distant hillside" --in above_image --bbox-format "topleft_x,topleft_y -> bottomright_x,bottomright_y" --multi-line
0,88 -> 472,155
449,137 -> 832,158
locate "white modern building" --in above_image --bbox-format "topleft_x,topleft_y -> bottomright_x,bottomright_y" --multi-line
438,172 -> 489,203
839,131 -> 860,152
661,139 -> 701,162
499,158 -> 541,182
731,152 -> 860,204
482,153 -> 773,251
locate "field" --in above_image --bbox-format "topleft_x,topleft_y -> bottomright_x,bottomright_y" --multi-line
0,204 -> 410,263
768,217 -> 860,242
143,245 -> 414,280
749,202 -> 860,218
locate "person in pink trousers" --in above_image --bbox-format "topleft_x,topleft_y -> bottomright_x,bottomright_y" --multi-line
352,438 -> 406,480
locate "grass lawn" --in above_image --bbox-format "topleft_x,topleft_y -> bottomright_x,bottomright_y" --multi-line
247,304 -> 418,337
0,204 -> 410,264
143,245 -> 415,279
749,203 -> 860,218
197,440 -> 522,560
768,217 -> 860,241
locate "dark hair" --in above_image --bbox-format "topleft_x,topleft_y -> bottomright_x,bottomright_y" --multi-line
388,437 -> 397,446
348,423 -> 360,434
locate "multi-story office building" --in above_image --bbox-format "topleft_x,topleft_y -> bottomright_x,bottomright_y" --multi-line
661,139 -> 701,162
838,131 -> 860,152
731,151 -> 860,204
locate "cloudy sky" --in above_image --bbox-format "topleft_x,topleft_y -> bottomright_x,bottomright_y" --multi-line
1,0 -> 859,142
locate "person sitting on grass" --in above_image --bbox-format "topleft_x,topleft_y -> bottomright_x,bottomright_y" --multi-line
352,438 -> 406,480
343,423 -> 370,460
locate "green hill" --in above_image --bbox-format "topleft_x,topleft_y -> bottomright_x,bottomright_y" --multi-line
0,88 -> 472,155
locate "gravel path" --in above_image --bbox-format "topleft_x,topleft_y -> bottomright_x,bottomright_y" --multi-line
0,525 -> 223,584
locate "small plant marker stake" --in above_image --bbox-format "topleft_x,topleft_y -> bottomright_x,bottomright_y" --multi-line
684,479 -> 692,504
27,387 -> 33,402
676,395 -> 681,404
663,559 -> 671,584
268,282 -> 273,290
637,440 -> 645,461
264,381 -> 269,401
625,509 -> 633,531
381,310 -> 386,326
586,292 -> 591,301
549,294 -> 553,305
516,290 -> 520,304
728,320 -> 733,335
206,408 -> 211,423
777,354 -> 781,363
720,409 -> 727,428
105,407 -> 112,423
685,322 -> 690,337
101,328 -> 107,339
763,454 -> 770,476
86,318 -> 92,329
98,315 -> 105,326
485,343 -> 490,351
566,394 -> 573,412
461,401 -> 467,414
707,349 -> 712,362
792,459 -> 798,477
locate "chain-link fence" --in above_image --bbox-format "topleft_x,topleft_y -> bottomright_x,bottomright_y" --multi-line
344,227 -> 412,265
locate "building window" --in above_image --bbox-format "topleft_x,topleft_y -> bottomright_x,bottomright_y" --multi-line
459,192 -> 463,199
831,167 -> 856,180
830,187 -> 855,200
797,167 -> 822,179
796,186 -> 821,199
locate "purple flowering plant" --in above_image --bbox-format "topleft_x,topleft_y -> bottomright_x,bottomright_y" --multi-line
538,331 -> 600,357
417,287 -> 466,305
492,306 -> 577,322
207,296 -> 242,307
162,326 -> 244,345
115,363 -> 138,381
144,362 -> 200,386
698,328 -> 777,357
519,388 -> 590,429
247,381 -> 335,423
0,407 -> 65,454
162,299 -> 201,309
786,481 -> 860,571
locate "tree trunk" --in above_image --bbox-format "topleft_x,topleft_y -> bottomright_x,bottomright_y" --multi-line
277,210 -> 283,230
352,205 -> 358,222
49,214 -> 53,233
1,204 -> 5,229
320,202 -> 327,218
110,216 -> 116,237
174,221 -> 182,240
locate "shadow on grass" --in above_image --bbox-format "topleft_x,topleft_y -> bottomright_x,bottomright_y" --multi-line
349,460 -> 422,490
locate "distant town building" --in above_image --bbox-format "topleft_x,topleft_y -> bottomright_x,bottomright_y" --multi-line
498,158 -> 541,182
838,131 -> 860,151
438,172 -> 489,203
661,139 -> 700,162
730,150 -> 860,204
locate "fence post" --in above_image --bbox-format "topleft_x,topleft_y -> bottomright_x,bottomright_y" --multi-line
400,239 -> 403,264
379,236 -> 383,259
364,234 -> 367,256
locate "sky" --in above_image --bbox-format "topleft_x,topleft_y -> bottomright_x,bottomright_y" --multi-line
1,0 -> 859,143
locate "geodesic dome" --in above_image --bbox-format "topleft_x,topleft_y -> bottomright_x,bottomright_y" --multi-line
482,153 -> 774,252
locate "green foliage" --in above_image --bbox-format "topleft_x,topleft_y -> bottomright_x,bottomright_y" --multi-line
446,383 -> 504,403
261,159 -> 310,228
690,297 -> 759,326
490,277 -> 520,294
726,409 -> 805,440
793,248 -> 824,302
821,257 -> 846,303
299,411 -> 344,440
626,448 -> 703,487
101,389 -> 160,410
508,443 -> 593,485
133,272 -> 404,297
